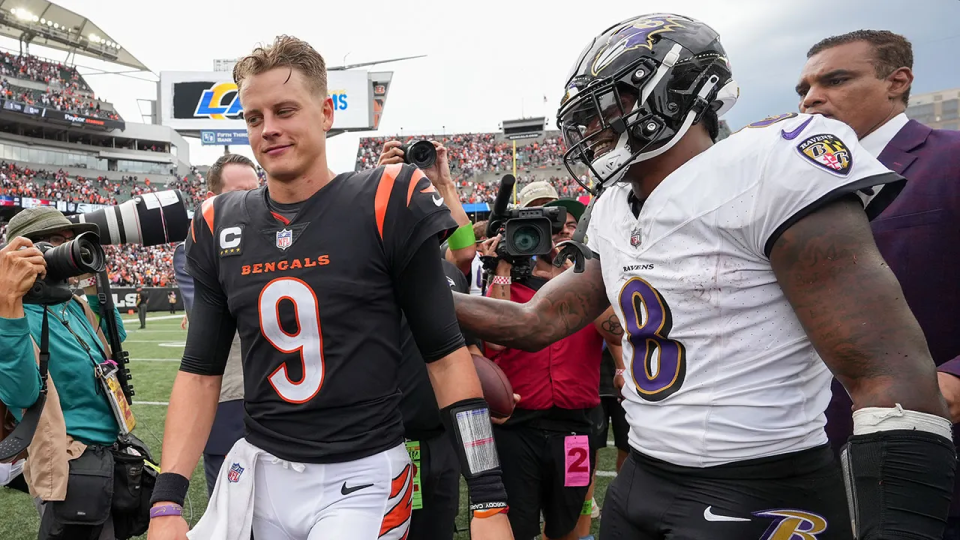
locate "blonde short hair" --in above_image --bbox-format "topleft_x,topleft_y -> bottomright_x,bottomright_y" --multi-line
233,35 -> 328,97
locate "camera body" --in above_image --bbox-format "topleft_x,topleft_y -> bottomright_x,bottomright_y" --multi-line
494,206 -> 568,258
23,231 -> 106,305
400,140 -> 437,169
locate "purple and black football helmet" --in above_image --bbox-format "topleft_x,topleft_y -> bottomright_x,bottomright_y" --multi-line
557,14 -> 739,193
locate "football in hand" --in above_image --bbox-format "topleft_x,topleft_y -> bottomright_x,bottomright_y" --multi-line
472,354 -> 515,418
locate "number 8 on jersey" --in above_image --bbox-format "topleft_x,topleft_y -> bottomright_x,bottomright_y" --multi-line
619,277 -> 686,402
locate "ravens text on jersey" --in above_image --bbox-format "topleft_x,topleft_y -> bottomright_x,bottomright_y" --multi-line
183,163 -> 459,463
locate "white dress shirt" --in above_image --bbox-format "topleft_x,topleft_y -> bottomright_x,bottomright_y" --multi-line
859,113 -> 910,158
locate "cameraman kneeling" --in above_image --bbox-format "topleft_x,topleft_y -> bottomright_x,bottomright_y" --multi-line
0,207 -> 128,540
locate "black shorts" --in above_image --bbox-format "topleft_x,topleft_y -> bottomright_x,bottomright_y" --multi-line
600,444 -> 852,540
596,396 -> 629,452
408,432 -> 461,540
495,425 -> 597,540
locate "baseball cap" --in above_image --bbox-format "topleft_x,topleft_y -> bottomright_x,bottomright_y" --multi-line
4,206 -> 99,244
518,181 -> 559,208
544,198 -> 586,222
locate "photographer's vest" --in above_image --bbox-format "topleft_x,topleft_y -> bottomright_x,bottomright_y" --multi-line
0,296 -> 112,500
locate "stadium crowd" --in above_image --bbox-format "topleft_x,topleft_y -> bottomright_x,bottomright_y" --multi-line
356,133 -> 566,176
356,133 -> 584,204
1,52 -> 121,121
0,51 -> 91,93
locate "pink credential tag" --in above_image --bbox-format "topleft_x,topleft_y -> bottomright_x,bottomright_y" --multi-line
564,435 -> 590,487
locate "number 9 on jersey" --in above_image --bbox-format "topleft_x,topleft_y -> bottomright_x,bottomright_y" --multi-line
259,277 -> 326,403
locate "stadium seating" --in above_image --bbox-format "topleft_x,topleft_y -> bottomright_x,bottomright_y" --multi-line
0,51 -> 92,93
1,52 -> 121,120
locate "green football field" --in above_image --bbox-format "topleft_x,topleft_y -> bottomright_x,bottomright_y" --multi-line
0,313 -> 620,539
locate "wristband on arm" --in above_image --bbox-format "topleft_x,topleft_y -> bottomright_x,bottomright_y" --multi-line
841,404 -> 956,539
446,223 -> 477,251
150,472 -> 190,507
440,398 -> 509,517
149,504 -> 183,519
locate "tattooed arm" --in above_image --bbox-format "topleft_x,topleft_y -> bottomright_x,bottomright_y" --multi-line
453,257 -> 610,352
595,307 -> 624,366
770,196 -> 948,418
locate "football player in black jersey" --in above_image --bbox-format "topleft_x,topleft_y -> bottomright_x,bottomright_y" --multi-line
147,36 -> 513,540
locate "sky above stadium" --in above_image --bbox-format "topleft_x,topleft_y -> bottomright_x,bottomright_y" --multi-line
3,0 -> 960,174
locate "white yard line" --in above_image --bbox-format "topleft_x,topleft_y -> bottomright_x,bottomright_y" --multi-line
121,314 -> 184,323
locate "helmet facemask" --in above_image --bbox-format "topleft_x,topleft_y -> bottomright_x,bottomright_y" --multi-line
559,42 -> 735,195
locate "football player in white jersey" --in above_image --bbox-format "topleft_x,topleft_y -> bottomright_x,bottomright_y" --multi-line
453,13 -> 956,540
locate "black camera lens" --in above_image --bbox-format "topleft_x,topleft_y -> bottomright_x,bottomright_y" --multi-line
401,140 -> 437,169
512,225 -> 542,254
42,231 -> 106,282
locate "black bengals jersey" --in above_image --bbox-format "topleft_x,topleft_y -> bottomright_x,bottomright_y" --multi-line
183,164 -> 459,463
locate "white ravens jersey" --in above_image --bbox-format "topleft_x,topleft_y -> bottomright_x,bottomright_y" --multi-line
587,113 -> 902,467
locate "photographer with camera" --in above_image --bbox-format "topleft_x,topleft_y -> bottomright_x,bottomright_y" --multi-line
378,139 -> 478,275
479,181 -> 624,540
0,206 -> 135,539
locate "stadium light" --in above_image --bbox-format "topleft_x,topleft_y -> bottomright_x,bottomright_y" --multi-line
13,8 -> 36,21
89,33 -> 101,43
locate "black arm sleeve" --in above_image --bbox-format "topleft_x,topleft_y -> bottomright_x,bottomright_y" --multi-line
397,236 -> 467,362
440,259 -> 482,350
179,277 -> 238,376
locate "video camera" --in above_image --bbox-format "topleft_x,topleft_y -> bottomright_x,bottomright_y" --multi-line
483,175 -> 568,281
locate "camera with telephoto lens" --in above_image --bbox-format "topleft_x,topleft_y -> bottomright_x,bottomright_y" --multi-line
400,140 -> 437,169
23,231 -> 106,305
66,189 -> 191,247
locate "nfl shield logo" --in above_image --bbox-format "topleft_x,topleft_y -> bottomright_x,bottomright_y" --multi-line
276,229 -> 293,250
228,463 -> 244,483
630,227 -> 642,247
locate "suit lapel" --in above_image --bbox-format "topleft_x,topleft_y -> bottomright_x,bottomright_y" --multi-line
877,119 -> 931,176
877,148 -> 916,175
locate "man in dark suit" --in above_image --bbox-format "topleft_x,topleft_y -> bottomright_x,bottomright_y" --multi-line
798,29 -> 960,536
